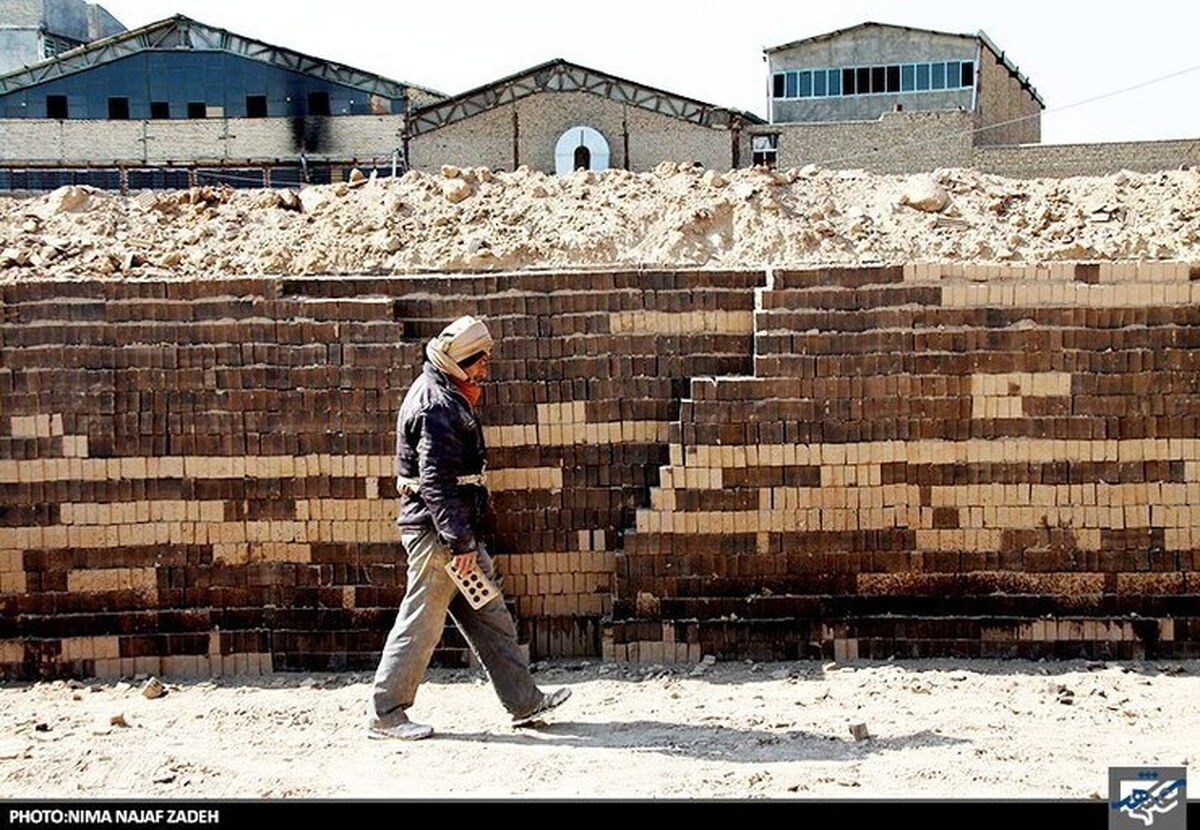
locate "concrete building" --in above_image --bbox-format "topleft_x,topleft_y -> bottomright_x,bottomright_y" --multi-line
0,14 -> 441,185
765,21 -> 1044,147
0,0 -> 125,76
407,59 -> 763,175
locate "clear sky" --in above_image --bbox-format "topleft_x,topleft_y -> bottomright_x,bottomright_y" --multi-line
97,0 -> 1200,145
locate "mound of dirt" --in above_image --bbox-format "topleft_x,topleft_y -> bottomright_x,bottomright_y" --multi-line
2,163 -> 1197,282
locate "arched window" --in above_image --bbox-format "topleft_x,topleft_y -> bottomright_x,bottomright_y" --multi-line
554,126 -> 610,175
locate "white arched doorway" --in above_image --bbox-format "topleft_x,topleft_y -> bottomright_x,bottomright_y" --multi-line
554,126 -> 610,175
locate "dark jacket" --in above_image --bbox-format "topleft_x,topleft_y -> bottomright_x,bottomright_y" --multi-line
394,362 -> 488,553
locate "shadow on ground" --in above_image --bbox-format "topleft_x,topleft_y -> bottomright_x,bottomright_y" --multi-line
425,720 -> 965,762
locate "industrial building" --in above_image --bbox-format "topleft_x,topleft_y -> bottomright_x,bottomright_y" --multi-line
765,21 -> 1044,145
406,58 -> 762,175
0,0 -> 125,76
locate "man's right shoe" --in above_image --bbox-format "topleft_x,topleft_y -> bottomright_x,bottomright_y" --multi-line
512,687 -> 571,727
367,713 -> 434,741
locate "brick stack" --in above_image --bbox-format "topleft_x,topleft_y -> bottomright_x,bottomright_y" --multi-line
0,270 -> 760,679
614,262 -> 1200,662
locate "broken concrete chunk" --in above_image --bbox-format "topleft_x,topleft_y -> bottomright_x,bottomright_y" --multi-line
141,677 -> 166,699
45,185 -> 94,214
277,190 -> 302,211
849,723 -> 870,741
443,179 -> 471,204
900,176 -> 950,213
298,188 -> 329,213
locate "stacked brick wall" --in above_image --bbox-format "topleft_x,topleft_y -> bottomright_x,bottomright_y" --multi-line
0,270 -> 759,679
4,262 -> 1199,677
613,261 -> 1200,663
754,110 -> 975,174
0,116 -> 406,164
975,140 -> 1200,179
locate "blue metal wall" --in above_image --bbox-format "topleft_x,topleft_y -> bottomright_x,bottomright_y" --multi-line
0,51 -> 402,119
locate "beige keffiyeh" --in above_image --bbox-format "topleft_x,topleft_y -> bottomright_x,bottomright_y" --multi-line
425,315 -> 494,380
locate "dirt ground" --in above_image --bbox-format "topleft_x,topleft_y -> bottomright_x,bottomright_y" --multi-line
0,657 -> 1195,801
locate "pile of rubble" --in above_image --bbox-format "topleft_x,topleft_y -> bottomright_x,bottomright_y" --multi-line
1,161 -> 1197,281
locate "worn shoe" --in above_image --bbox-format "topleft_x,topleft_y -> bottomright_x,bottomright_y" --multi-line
512,687 -> 572,727
367,712 -> 434,741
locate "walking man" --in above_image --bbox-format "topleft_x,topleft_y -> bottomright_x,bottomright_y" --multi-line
368,315 -> 571,739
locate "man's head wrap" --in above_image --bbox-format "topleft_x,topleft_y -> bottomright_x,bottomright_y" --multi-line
425,315 -> 494,380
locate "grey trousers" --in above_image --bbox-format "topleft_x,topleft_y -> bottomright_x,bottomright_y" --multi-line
371,526 -> 543,720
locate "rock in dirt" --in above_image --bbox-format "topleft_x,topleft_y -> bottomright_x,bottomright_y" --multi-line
298,188 -> 329,213
900,176 -> 950,213
443,179 -> 471,204
43,185 -> 95,215
141,677 -> 166,699
110,713 -> 129,727
849,723 -> 871,741
278,190 -> 302,211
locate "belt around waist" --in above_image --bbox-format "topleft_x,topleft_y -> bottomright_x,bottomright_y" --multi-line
397,473 -> 486,493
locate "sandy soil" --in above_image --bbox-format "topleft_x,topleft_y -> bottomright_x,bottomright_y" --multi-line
0,657 -> 1195,800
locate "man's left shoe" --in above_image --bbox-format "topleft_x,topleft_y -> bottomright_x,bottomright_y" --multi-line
512,687 -> 572,727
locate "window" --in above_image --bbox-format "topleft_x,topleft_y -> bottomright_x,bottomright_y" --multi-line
797,71 -> 812,98
751,134 -> 778,168
776,57 -> 972,101
870,66 -> 885,93
150,101 -> 170,119
931,62 -> 946,90
46,95 -> 68,119
886,65 -> 901,93
246,95 -> 268,118
307,91 -> 330,116
187,101 -> 206,119
856,67 -> 870,95
946,61 -> 961,89
42,33 -> 83,59
107,97 -> 129,120
827,69 -> 841,96
915,63 -> 930,91
843,68 -> 856,96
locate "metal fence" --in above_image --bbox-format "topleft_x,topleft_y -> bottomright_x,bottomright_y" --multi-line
0,157 -> 406,194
